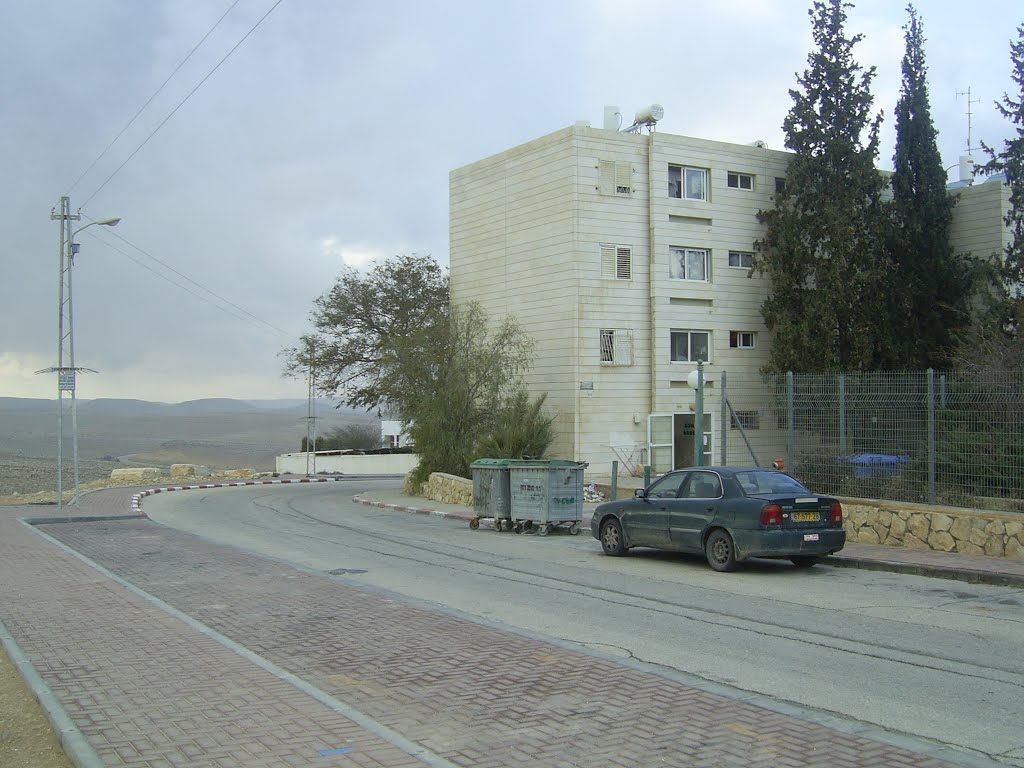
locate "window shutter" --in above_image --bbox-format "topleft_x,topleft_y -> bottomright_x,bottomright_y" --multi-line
615,329 -> 633,365
599,160 -> 631,195
601,244 -> 632,280
601,244 -> 616,278
615,162 -> 632,194
599,160 -> 615,195
616,246 -> 632,279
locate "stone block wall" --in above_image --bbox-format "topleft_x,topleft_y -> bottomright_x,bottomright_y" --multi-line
843,499 -> 1024,561
418,472 -> 473,507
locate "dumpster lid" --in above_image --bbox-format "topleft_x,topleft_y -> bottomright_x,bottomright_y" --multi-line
470,458 -> 516,468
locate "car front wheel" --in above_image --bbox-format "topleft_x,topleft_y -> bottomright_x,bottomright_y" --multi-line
705,529 -> 737,572
600,518 -> 627,556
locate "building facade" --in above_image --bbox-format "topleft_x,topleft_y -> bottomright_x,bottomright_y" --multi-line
449,120 -> 1010,476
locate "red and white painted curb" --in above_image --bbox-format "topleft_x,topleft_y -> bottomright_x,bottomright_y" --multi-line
131,476 -> 344,517
350,494 -> 475,522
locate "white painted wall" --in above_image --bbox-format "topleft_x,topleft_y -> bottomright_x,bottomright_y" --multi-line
276,452 -> 419,475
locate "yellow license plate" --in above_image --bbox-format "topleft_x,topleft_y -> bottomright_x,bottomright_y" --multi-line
793,511 -> 819,522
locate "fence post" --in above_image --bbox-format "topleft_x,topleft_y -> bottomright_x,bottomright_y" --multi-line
787,371 -> 795,472
611,460 -> 619,501
720,370 -> 728,465
927,368 -> 936,504
839,373 -> 847,456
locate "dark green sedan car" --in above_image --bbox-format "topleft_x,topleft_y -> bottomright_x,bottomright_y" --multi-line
590,467 -> 846,572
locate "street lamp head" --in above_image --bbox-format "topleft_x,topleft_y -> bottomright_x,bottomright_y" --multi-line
686,360 -> 706,390
97,217 -> 120,227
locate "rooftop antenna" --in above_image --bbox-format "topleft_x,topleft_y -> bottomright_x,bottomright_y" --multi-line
956,86 -> 981,154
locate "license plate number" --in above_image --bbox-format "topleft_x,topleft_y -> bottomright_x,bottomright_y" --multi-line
803,533 -> 820,542
793,512 -> 819,522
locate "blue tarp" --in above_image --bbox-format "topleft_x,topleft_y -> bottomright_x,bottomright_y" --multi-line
838,453 -> 910,478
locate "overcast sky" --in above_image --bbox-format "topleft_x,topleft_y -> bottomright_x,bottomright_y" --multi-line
1,0 -> 1020,403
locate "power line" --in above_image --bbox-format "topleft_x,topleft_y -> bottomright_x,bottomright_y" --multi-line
81,225 -> 298,340
80,0 -> 286,208
65,0 -> 243,197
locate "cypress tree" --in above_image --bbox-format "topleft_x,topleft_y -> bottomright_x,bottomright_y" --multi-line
978,24 -> 1024,323
888,5 -> 974,368
756,0 -> 893,372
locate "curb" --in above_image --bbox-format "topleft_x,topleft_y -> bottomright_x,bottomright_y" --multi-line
351,494 -> 475,522
0,617 -> 105,768
131,476 -> 346,516
824,554 -> 1024,588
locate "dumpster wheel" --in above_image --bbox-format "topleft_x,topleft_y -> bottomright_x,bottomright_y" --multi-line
538,524 -> 550,536
569,522 -> 580,535
469,517 -> 480,530
494,518 -> 503,531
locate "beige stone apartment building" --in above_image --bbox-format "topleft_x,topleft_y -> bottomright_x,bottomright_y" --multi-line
449,113 -> 1011,475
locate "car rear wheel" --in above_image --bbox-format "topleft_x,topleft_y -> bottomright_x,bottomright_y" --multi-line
705,529 -> 737,572
790,555 -> 819,568
600,518 -> 627,556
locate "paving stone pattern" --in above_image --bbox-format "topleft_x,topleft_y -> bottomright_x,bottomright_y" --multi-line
0,502 -> 422,768
33,508 -> 958,768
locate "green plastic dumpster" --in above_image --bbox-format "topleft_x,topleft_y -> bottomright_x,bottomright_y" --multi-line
509,460 -> 589,536
470,458 -> 513,531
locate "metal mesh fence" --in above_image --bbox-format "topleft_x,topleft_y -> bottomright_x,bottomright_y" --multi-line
719,369 -> 1024,511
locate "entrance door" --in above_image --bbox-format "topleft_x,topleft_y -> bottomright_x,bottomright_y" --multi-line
648,414 -> 674,476
676,414 -> 712,469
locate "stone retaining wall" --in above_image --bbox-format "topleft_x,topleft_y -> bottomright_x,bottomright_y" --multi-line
843,499 -> 1024,561
417,472 -> 473,506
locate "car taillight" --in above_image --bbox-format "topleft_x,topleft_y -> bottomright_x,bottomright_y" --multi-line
830,502 -> 843,526
760,504 -> 783,526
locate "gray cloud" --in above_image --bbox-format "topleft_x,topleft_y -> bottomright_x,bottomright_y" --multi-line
2,0 -> 1019,401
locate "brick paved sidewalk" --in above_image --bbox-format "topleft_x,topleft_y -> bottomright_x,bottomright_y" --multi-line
0,487 -> 1002,767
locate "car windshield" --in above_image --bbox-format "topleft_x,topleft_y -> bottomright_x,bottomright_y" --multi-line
734,470 -> 810,496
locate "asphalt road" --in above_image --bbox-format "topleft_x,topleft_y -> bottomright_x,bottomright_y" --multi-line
142,478 -> 1024,767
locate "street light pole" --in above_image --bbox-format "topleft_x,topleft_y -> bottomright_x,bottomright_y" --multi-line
686,361 -> 706,467
42,197 -> 120,512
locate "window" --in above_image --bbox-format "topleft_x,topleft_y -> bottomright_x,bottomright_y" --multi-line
668,165 -> 707,200
670,247 -> 708,281
599,160 -> 632,196
647,472 -> 686,499
774,177 -> 786,194
600,244 -> 632,280
729,331 -> 756,349
727,172 -> 753,190
670,330 -> 710,363
728,251 -> 753,269
600,329 -> 633,366
730,411 -> 761,431
683,471 -> 723,499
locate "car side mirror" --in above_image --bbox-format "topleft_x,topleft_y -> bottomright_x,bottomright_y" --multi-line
634,488 -> 647,499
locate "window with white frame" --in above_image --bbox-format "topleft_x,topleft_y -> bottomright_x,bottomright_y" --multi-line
730,410 -> 761,430
670,330 -> 710,363
599,160 -> 632,196
670,247 -> 709,281
600,244 -> 632,280
728,251 -> 753,269
729,331 -> 756,349
600,329 -> 633,366
727,172 -> 754,190
668,165 -> 707,201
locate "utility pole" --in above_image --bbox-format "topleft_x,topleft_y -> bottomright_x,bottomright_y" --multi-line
304,357 -> 318,476
38,197 -> 119,513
